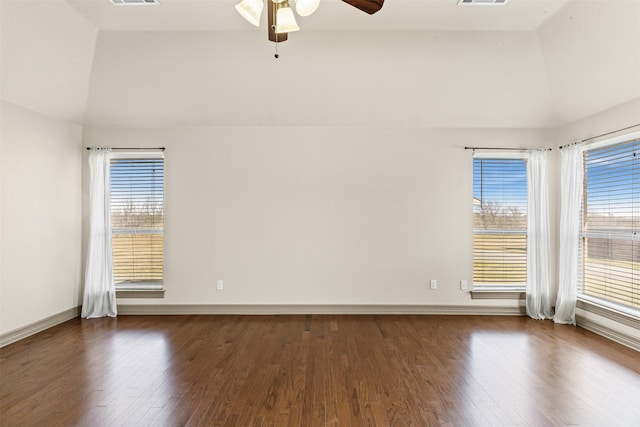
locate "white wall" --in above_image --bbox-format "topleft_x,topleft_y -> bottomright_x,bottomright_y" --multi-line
0,0 -> 95,337
84,126 -> 553,308
554,97 -> 640,144
0,0 -> 98,124
0,101 -> 83,334
84,30 -> 554,128
538,0 -> 640,125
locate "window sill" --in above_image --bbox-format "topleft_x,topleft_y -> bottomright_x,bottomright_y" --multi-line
470,288 -> 525,300
116,289 -> 165,299
576,298 -> 640,329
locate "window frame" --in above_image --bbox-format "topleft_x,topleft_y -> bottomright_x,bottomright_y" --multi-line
579,131 -> 640,317
472,151 -> 529,291
110,151 -> 165,296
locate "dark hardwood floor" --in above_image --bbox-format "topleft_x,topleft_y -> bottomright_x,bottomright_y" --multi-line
1,315 -> 638,426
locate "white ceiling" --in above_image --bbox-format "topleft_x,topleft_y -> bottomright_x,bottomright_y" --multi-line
66,0 -> 570,31
1,0 -> 639,128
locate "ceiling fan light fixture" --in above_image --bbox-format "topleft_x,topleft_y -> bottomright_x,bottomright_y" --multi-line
234,0 -> 383,47
295,0 -> 321,17
275,0 -> 300,34
235,0 -> 264,27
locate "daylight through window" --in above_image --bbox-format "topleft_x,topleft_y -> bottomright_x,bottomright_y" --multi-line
473,157 -> 528,287
581,137 -> 640,311
110,153 -> 164,290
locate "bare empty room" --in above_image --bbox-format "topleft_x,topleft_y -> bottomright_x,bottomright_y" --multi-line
1,0 -> 639,426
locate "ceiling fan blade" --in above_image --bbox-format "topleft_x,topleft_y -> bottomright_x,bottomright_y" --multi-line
341,0 -> 384,15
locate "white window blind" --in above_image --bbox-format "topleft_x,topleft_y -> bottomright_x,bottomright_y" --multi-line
110,155 -> 164,289
582,138 -> 640,311
473,157 -> 528,287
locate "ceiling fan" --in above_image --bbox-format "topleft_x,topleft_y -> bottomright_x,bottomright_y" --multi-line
235,0 -> 384,45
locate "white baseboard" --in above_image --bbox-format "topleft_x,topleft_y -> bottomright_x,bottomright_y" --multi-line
117,304 -> 526,316
0,304 -> 526,347
0,306 -> 81,348
4,305 -> 636,352
576,314 -> 640,352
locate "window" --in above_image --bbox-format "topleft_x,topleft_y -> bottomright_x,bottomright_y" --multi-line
581,136 -> 640,312
473,156 -> 528,288
110,153 -> 164,290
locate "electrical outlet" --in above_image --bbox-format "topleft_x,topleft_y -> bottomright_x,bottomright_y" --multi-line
217,280 -> 223,290
460,280 -> 468,290
430,279 -> 437,290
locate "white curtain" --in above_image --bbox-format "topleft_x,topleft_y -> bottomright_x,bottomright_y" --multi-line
82,148 -> 117,318
554,143 -> 583,325
526,149 -> 553,320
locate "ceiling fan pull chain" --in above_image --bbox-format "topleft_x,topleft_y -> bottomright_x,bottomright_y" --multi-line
273,0 -> 279,58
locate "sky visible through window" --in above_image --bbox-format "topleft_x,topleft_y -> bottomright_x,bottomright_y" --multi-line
585,139 -> 640,222
110,158 -> 164,225
473,158 -> 527,219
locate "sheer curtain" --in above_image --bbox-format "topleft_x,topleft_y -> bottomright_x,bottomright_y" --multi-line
554,143 -> 583,325
526,149 -> 553,320
82,148 -> 117,319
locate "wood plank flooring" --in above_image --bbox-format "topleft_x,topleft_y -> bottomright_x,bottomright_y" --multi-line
1,315 -> 639,426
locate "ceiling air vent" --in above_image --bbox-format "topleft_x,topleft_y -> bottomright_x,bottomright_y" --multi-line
457,0 -> 509,5
110,0 -> 160,5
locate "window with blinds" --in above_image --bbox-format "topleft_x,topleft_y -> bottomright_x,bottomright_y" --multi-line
110,154 -> 164,290
473,157 -> 528,287
581,138 -> 640,311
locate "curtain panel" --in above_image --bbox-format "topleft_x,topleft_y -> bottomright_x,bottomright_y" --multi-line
554,144 -> 583,325
82,148 -> 117,319
526,149 -> 553,320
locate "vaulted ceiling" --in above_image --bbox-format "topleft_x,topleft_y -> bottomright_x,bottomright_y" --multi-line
1,0 -> 639,128
66,0 -> 570,31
